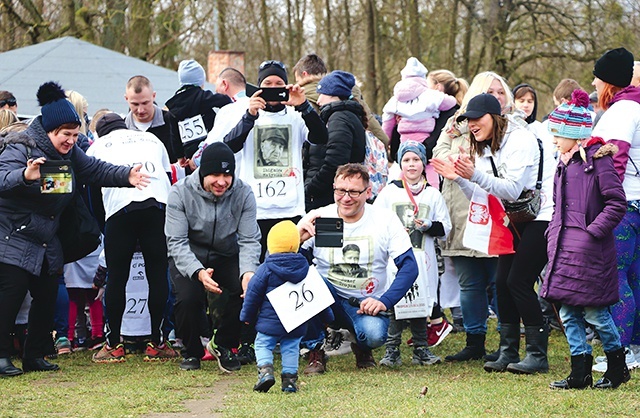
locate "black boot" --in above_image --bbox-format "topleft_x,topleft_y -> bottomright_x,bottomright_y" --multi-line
281,372 -> 298,393
593,347 -> 631,389
253,364 -> 275,392
445,333 -> 485,361
550,353 -> 593,389
22,358 -> 60,372
506,325 -> 548,374
484,323 -> 520,372
0,358 -> 23,377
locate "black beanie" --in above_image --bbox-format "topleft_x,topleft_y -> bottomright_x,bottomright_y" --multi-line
593,47 -> 635,88
258,61 -> 288,85
199,142 -> 236,184
95,113 -> 127,137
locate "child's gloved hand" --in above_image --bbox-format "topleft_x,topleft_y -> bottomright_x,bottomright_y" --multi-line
414,218 -> 432,232
93,265 -> 107,289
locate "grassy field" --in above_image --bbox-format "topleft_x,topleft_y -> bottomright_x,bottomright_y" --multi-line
1,322 -> 638,418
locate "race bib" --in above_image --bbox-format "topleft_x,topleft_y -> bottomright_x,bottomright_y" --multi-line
178,114 -> 207,144
251,176 -> 298,210
121,252 -> 151,336
267,266 -> 335,333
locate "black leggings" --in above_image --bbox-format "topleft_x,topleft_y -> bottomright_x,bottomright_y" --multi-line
103,207 -> 168,346
0,263 -> 57,358
496,221 -> 548,326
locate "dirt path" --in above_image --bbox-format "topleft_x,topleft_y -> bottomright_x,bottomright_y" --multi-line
145,375 -> 241,417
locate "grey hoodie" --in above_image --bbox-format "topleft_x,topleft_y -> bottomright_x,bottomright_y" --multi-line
164,168 -> 261,280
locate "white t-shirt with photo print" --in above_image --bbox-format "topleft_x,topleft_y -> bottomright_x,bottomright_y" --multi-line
301,203 -> 412,301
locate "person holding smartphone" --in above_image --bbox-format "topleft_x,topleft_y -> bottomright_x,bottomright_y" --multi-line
223,60 -> 328,261
0,82 -> 149,376
297,163 -> 419,372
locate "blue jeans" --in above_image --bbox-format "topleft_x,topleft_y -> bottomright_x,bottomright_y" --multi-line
254,332 -> 303,375
324,278 -> 390,350
300,277 -> 390,350
54,275 -> 69,339
451,257 -> 498,335
560,305 -> 622,356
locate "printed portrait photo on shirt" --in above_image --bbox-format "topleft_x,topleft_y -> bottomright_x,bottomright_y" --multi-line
254,125 -> 291,178
327,238 -> 378,297
393,202 -> 431,250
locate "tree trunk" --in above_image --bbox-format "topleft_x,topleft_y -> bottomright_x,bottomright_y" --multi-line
103,0 -> 126,52
217,0 -> 228,50
260,0 -> 272,58
409,0 -> 420,57
365,0 -> 377,110
446,0 -> 459,70
129,0 -> 152,60
343,0 -> 352,73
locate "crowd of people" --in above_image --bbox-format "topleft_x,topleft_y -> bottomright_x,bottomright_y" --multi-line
1,48 -> 639,394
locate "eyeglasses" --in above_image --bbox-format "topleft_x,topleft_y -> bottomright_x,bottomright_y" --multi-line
333,188 -> 367,198
259,60 -> 286,71
0,99 -> 17,107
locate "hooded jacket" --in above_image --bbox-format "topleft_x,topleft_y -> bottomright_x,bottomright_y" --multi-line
240,252 -> 334,338
541,142 -> 626,307
304,100 -> 366,208
382,77 -> 456,143
0,117 -> 131,276
164,168 -> 261,280
165,86 -> 232,158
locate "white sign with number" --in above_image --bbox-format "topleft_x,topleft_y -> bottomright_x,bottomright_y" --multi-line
121,252 -> 152,336
266,266 -> 335,333
178,114 -> 207,143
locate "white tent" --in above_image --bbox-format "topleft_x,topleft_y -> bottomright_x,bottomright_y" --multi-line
0,37 -> 215,119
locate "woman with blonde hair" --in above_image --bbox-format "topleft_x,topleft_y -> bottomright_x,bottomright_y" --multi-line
66,90 -> 89,136
0,109 -> 18,131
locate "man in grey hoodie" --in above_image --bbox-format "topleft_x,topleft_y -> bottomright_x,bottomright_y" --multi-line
165,142 -> 261,372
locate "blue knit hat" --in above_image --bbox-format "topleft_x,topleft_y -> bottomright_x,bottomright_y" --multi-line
178,59 -> 206,87
547,89 -> 592,140
36,82 -> 81,132
398,140 -> 427,169
317,71 -> 355,98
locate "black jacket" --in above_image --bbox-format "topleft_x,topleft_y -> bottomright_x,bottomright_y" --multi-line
165,86 -> 232,158
304,100 -> 366,209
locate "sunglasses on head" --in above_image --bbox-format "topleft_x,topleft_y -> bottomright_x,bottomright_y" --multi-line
259,60 -> 286,71
0,99 -> 17,107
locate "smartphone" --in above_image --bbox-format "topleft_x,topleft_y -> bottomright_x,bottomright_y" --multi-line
315,217 -> 344,248
40,160 -> 73,194
246,83 -> 289,102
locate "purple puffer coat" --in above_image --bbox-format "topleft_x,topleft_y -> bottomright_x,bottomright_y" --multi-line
540,142 -> 626,307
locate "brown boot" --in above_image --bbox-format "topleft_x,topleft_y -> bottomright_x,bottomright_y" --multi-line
303,349 -> 326,375
351,343 -> 376,369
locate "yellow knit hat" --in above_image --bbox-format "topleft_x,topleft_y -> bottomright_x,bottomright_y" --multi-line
267,220 -> 300,254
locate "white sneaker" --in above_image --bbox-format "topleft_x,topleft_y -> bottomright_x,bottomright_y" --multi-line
592,347 -> 639,372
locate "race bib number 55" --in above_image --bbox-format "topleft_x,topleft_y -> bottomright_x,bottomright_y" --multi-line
178,115 -> 207,144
